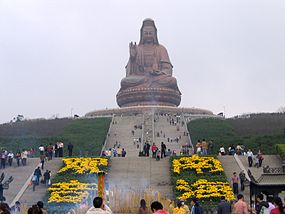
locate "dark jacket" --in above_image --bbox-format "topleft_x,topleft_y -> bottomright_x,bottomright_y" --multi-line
217,200 -> 231,214
256,201 -> 269,214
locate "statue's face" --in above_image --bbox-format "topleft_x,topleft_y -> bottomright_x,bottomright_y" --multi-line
142,26 -> 155,44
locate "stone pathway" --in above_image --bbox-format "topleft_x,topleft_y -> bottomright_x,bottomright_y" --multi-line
0,157 -> 62,207
18,158 -> 63,207
105,115 -> 143,157
107,113 -> 189,200
107,156 -> 172,198
218,154 -> 282,204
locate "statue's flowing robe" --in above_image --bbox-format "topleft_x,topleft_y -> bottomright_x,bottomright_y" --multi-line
121,44 -> 180,92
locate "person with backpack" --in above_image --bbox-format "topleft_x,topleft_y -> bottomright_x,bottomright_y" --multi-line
255,194 -> 270,214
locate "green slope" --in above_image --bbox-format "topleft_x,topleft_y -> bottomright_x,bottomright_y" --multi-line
0,117 -> 111,156
188,114 -> 285,155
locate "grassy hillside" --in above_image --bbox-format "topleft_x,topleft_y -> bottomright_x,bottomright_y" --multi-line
188,113 -> 285,155
0,117 -> 111,156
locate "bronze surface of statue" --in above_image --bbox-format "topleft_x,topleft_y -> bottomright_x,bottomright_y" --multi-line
116,18 -> 181,107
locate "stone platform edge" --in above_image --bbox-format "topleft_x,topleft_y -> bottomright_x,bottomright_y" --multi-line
85,105 -> 218,117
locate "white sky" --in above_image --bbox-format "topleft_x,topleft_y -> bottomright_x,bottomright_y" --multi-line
1,0 -> 285,123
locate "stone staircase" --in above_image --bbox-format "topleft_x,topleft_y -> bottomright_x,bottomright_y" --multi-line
107,112 -> 189,200
218,155 -> 283,203
107,156 -> 172,198
153,114 -> 191,154
238,155 -> 282,179
0,157 -> 62,207
104,115 -> 143,157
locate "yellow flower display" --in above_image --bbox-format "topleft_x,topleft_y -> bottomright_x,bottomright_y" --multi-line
176,179 -> 235,201
48,180 -> 97,204
58,157 -> 108,174
172,155 -> 223,174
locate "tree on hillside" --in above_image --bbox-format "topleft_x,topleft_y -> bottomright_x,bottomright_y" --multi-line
277,106 -> 285,113
13,115 -> 24,122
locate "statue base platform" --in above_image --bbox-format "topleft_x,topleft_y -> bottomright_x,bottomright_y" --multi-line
85,106 -> 216,118
116,87 -> 181,107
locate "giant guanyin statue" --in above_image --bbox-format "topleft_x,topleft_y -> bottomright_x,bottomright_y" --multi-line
116,18 -> 181,107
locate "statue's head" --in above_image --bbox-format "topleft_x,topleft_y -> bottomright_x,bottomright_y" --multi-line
139,18 -> 159,45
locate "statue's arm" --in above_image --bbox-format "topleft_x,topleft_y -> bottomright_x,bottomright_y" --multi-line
126,42 -> 138,76
159,45 -> 173,76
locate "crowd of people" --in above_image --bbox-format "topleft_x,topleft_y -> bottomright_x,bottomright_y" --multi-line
195,139 -> 214,155
0,141 -> 74,170
0,149 -> 32,169
1,194 -> 285,214
0,200 -> 47,214
218,144 -> 265,168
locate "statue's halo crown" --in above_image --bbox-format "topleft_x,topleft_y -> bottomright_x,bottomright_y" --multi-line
142,18 -> 155,27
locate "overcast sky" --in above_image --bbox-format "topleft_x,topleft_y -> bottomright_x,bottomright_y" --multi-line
1,0 -> 285,123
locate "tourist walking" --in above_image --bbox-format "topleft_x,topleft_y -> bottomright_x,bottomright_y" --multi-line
10,201 -> 21,213
255,193 -> 269,214
270,197 -> 283,214
233,194 -> 248,214
219,146 -> 225,156
217,196 -> 231,214
40,154 -> 45,170
85,196 -> 112,214
122,148 -> 126,157
68,143 -> 74,157
7,151 -> 14,167
58,141 -> 64,157
179,198 -> 190,214
33,167 -> 42,185
247,149 -> 254,167
257,150 -> 264,167
43,170 -> 51,187
239,170 -> 246,191
161,142 -> 166,158
190,198 -> 203,214
173,201 -> 185,214
21,149 -> 28,166
152,143 -> 158,158
231,172 -> 239,195
15,151 -> 21,166
138,199 -> 148,214
150,201 -> 169,214
37,201 -> 47,214
31,174 -> 38,191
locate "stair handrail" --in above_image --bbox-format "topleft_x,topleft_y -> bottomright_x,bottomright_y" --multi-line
100,114 -> 115,157
182,114 -> 194,154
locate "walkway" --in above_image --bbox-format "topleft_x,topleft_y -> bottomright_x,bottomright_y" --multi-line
218,154 -> 282,203
0,158 -> 62,207
107,113 -> 189,200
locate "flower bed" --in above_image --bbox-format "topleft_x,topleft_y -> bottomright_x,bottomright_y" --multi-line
176,179 -> 234,201
48,180 -> 97,203
172,155 -> 223,174
58,157 -> 108,174
171,155 -> 234,209
46,157 -> 108,212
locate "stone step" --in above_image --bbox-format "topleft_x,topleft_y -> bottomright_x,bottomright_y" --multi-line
0,158 -> 40,205
238,155 -> 282,179
107,156 -> 172,199
0,157 -> 63,207
19,158 -> 63,207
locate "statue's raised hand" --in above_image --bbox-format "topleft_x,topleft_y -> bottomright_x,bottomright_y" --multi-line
129,42 -> 137,60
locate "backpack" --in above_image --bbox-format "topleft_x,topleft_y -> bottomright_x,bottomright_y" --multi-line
31,175 -> 37,182
260,206 -> 270,214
